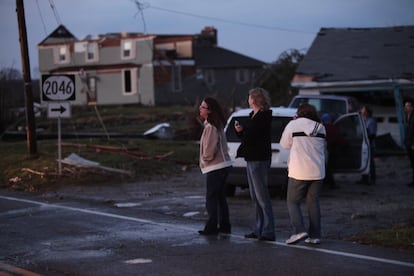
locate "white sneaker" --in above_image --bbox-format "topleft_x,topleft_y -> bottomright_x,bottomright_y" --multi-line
286,232 -> 308,244
305,238 -> 321,244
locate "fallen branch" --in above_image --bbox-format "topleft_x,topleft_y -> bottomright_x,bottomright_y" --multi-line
21,168 -> 46,177
61,142 -> 174,160
21,167 -> 61,177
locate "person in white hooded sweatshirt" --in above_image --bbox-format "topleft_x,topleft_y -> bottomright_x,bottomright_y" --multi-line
280,103 -> 326,245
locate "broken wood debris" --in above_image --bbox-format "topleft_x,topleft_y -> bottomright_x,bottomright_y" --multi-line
61,142 -> 174,160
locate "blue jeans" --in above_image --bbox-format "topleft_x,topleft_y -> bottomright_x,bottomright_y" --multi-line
204,167 -> 231,232
246,160 -> 275,239
286,178 -> 322,238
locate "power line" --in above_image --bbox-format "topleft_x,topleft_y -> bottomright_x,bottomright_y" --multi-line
48,0 -> 62,25
144,3 -> 316,35
35,0 -> 48,36
131,0 -> 149,34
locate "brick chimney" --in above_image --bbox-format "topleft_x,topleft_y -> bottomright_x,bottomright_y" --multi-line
198,26 -> 217,47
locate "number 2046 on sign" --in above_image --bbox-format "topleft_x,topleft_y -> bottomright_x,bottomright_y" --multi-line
42,74 -> 76,101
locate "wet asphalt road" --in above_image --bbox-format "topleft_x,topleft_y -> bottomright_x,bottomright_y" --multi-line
1,187 -> 413,276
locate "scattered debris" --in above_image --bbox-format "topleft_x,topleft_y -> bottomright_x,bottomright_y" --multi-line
351,213 -> 377,220
61,142 -> 174,160
183,211 -> 200,217
61,153 -> 132,176
143,123 -> 175,139
8,176 -> 22,184
124,258 -> 152,264
21,168 -> 47,177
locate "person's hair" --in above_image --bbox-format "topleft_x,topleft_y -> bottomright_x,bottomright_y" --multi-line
296,103 -> 321,122
405,99 -> 414,106
362,104 -> 373,117
203,97 -> 227,129
248,87 -> 271,111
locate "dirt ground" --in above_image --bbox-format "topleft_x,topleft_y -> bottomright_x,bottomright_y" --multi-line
48,154 -> 414,247
220,154 -> 414,242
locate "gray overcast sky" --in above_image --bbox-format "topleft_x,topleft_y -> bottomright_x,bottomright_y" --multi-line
1,0 -> 414,77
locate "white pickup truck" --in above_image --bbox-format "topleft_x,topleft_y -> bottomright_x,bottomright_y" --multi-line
224,94 -> 371,197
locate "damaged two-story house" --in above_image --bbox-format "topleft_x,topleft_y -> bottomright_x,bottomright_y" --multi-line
37,25 -> 265,107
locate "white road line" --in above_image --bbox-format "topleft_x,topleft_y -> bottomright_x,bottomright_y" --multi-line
2,195 -> 414,268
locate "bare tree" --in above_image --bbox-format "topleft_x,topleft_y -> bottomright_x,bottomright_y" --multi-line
0,67 -> 23,133
255,49 -> 304,106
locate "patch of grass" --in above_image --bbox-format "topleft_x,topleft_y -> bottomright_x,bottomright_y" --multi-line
35,104 -> 201,137
349,224 -> 414,252
0,138 -> 199,191
1,105 -> 202,191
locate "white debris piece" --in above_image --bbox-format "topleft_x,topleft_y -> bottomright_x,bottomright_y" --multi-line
61,153 -> 132,175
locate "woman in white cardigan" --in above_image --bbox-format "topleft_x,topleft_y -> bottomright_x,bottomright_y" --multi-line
198,97 -> 233,235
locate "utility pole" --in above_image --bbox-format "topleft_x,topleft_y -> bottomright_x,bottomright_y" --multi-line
16,0 -> 37,157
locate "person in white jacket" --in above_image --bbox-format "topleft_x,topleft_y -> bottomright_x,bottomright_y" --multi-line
280,103 -> 326,245
198,97 -> 233,235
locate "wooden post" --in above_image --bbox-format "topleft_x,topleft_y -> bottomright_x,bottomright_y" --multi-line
16,0 -> 37,157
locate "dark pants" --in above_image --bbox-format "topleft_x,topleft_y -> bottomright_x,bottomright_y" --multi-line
324,148 -> 336,188
204,167 -> 231,232
407,147 -> 414,184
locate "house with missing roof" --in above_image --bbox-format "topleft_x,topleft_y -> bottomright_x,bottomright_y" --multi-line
37,25 -> 265,107
291,26 -> 414,145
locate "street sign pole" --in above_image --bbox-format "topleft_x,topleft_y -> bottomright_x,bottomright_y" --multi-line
41,74 -> 75,175
58,116 -> 62,175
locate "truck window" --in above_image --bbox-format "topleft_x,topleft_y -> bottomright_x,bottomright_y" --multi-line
290,98 -> 347,115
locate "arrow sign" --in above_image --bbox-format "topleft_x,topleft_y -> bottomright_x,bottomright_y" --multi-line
51,105 -> 67,114
48,102 -> 71,118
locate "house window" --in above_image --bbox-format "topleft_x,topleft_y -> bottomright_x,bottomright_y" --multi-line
54,45 -> 70,64
204,69 -> 215,85
122,68 -> 137,95
171,65 -> 182,92
86,43 -> 99,62
236,69 -> 250,84
196,69 -> 204,80
121,40 -> 135,59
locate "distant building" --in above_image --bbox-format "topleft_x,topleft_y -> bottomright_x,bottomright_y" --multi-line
37,25 -> 266,107
291,26 -> 414,145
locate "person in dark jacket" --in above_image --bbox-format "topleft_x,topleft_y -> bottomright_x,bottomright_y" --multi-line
404,99 -> 414,187
234,87 -> 276,241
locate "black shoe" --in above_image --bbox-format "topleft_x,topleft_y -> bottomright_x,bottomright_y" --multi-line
219,227 -> 231,234
244,233 -> 258,239
259,236 -> 275,242
356,175 -> 370,185
198,230 -> 218,236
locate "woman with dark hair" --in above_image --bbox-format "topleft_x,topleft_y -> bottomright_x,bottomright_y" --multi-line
234,87 -> 276,242
198,97 -> 233,235
280,103 -> 326,245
